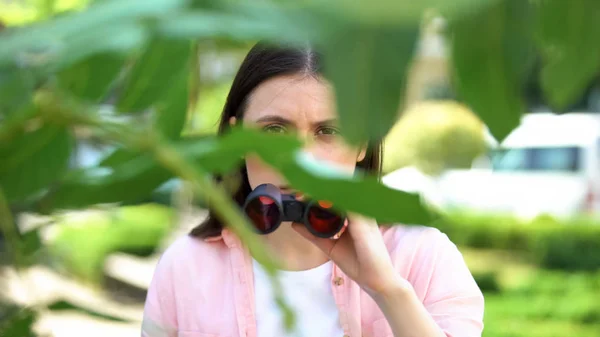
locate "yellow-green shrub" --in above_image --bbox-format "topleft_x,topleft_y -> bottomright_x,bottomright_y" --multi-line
383,101 -> 488,175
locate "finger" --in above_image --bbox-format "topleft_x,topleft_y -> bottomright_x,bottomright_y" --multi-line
331,218 -> 349,240
294,191 -> 306,201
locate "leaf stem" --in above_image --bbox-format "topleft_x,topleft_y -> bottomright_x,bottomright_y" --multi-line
151,138 -> 296,330
152,137 -> 273,264
41,89 -> 297,330
0,188 -> 23,268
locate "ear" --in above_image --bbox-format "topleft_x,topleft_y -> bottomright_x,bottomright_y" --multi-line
357,145 -> 367,163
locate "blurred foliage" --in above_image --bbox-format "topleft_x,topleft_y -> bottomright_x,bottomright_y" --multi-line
383,100 -> 487,175
464,247 -> 600,337
47,203 -> 175,281
437,210 -> 600,271
0,0 -> 91,26
472,271 -> 501,293
484,283 -> 600,336
448,0 -> 535,142
0,125 -> 74,203
0,0 -> 435,230
2,0 -> 600,334
531,223 -> 600,271
467,260 -> 600,337
535,0 -> 600,111
1,0 -> 598,225
0,302 -> 37,337
491,272 -> 600,323
185,81 -> 232,135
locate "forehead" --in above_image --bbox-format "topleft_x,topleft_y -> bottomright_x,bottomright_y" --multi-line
243,74 -> 336,123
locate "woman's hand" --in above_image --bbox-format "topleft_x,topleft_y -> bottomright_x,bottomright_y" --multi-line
292,213 -> 410,298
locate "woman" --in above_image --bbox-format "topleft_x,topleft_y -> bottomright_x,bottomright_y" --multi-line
142,42 -> 484,337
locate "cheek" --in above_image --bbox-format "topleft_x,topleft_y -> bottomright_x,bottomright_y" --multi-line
245,154 -> 286,189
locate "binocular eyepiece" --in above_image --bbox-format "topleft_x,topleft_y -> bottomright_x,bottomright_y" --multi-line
242,183 -> 346,238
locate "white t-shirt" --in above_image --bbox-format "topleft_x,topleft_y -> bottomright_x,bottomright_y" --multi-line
252,259 -> 344,337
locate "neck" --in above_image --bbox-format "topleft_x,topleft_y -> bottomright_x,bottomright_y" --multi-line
256,222 -> 329,271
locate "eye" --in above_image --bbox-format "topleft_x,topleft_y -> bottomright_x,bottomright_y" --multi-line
316,127 -> 340,136
263,124 -> 287,134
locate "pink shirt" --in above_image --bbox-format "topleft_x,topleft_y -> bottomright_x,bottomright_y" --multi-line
142,225 -> 484,337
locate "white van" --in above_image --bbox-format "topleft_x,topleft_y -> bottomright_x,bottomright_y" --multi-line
434,113 -> 600,219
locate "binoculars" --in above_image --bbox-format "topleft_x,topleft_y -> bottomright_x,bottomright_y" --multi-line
242,183 -> 346,238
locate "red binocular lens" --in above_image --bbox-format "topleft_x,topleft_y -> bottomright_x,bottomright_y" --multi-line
242,183 -> 345,238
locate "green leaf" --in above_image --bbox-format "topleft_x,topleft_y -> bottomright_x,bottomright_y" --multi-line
0,0 -> 187,68
180,132 -> 297,173
257,146 -> 433,225
187,129 -> 433,224
0,68 -> 35,116
95,40 -> 192,168
43,127 -> 431,223
156,11 -> 286,42
0,22 -> 146,93
189,0 -> 224,9
318,19 -> 419,145
153,59 -> 189,139
57,53 -> 124,103
0,125 -> 73,203
42,136 -> 216,211
98,148 -> 138,168
0,306 -> 37,337
535,0 -> 600,110
51,22 -> 148,72
97,49 -> 191,168
448,0 -> 534,142
44,135 -> 225,211
308,0 -> 499,26
116,38 -> 191,113
20,228 -> 43,260
42,155 -> 173,211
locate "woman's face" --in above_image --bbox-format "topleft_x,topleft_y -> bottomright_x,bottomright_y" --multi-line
239,74 -> 366,194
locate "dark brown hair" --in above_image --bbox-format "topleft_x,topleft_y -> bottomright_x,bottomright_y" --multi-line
189,41 -> 383,239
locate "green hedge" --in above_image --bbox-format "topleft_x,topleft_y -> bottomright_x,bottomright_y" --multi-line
436,211 -> 600,271
473,271 -> 501,293
531,223 -> 600,271
481,270 -> 600,337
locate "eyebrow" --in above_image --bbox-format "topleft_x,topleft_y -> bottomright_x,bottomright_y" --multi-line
254,115 -> 339,128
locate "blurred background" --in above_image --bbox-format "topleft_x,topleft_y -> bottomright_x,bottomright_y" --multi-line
2,1 -> 600,337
